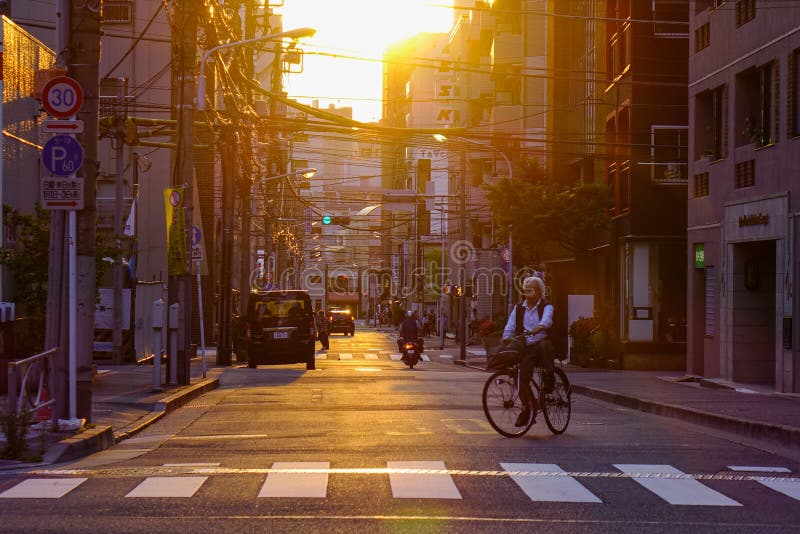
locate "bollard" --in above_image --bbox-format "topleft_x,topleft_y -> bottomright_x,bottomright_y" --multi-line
168,303 -> 179,386
152,299 -> 164,392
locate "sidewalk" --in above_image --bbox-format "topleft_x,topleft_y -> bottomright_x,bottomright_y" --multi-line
0,349 -> 222,470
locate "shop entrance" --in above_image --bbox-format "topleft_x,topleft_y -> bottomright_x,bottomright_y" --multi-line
731,240 -> 776,384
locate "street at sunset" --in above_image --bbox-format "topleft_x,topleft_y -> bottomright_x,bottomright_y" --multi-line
1,2 -> 799,532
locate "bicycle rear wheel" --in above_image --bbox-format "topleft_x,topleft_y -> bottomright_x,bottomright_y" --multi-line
542,367 -> 571,434
482,370 -> 534,438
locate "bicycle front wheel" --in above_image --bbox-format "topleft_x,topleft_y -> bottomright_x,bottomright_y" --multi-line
482,370 -> 534,438
542,367 -> 571,434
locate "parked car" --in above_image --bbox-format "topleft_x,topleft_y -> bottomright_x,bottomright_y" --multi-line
246,290 -> 316,370
328,308 -> 355,336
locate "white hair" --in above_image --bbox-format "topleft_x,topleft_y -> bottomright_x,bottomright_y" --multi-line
522,276 -> 544,294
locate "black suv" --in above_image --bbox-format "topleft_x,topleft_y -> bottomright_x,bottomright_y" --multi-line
246,290 -> 316,370
328,309 -> 355,336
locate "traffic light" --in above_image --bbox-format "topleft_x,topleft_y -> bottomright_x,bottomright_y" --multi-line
321,216 -> 350,226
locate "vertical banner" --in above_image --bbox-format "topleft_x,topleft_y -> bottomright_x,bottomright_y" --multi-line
164,187 -> 188,275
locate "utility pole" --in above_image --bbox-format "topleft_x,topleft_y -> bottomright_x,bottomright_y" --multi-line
217,124 -> 236,366
46,0 -> 69,419
458,145 -> 467,362
240,0 -> 256,314
71,0 -> 102,419
112,79 -> 126,365
170,0 -> 197,384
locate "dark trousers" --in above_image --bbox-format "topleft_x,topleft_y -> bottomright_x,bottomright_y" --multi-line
318,332 -> 329,349
519,338 -> 554,408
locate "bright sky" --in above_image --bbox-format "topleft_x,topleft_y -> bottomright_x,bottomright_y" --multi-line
277,0 -> 454,123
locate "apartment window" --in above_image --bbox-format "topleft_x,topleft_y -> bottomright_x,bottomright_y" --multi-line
695,0 -> 726,14
695,23 -> 710,52
651,126 -> 688,183
735,0 -> 756,27
695,87 -> 726,159
791,49 -> 800,137
104,1 -> 133,24
694,172 -> 709,197
734,159 -> 755,188
619,165 -> 630,211
736,63 -> 774,147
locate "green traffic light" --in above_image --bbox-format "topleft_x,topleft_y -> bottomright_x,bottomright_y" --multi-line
322,215 -> 331,225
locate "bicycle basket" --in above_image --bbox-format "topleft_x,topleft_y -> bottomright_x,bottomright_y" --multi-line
487,347 -> 522,369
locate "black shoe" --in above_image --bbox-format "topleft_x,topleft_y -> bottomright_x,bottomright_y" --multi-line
514,409 -> 531,427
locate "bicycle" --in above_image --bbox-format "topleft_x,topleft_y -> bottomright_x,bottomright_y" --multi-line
481,335 -> 572,438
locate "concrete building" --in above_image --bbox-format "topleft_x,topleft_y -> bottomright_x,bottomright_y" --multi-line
687,0 -> 800,392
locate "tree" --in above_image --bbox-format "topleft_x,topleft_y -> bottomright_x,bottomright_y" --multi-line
0,204 -> 124,319
0,205 -> 51,317
485,162 -> 608,266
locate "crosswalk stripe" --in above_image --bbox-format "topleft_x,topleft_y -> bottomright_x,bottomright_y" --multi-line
728,466 -> 800,501
365,353 -> 379,360
389,354 -> 403,361
339,353 -> 353,360
258,462 -> 329,498
315,354 -> 327,360
126,476 -> 207,498
614,464 -> 741,506
439,354 -> 453,359
421,354 -> 431,362
0,478 -> 87,499
501,463 -> 603,503
727,466 -> 791,473
388,461 -> 462,499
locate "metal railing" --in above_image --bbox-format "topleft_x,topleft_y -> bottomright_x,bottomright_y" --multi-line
7,348 -> 57,426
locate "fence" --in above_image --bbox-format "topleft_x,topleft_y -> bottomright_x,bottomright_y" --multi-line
6,347 -> 57,426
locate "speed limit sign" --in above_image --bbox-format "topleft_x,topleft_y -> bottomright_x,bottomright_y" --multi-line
42,76 -> 83,118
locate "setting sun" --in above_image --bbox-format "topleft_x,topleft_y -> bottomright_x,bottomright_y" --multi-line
278,0 -> 454,122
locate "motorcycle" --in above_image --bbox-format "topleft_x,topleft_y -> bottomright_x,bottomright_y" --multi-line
399,337 -> 423,368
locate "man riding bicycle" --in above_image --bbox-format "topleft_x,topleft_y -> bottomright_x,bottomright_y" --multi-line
501,276 -> 555,427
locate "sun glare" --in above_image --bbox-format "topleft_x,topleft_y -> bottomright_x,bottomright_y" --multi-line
278,0 -> 454,122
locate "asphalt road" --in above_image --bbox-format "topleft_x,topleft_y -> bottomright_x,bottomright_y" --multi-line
1,330 -> 799,533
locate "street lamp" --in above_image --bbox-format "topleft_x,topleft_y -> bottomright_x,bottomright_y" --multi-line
197,27 -> 316,111
433,134 -> 514,314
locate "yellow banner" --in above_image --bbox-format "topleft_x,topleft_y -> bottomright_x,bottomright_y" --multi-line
164,187 -> 188,275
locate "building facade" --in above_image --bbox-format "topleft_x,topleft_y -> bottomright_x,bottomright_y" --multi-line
687,0 -> 800,392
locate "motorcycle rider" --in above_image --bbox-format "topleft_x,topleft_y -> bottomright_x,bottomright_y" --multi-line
397,310 -> 424,359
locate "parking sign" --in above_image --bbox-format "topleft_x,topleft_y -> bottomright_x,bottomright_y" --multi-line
43,135 -> 84,176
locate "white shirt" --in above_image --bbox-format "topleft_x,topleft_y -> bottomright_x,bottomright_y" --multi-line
502,299 -> 554,346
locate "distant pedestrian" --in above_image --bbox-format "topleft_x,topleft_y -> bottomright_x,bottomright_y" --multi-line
316,310 -> 329,350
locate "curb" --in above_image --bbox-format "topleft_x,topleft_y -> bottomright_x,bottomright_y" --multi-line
41,376 -> 220,465
571,384 -> 800,449
115,376 -> 220,443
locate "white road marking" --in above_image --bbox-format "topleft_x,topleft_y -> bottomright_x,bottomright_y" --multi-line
439,354 -> 453,359
727,466 -> 791,473
389,354 -> 403,361
315,354 -> 327,360
365,353 -> 379,360
163,463 -> 221,467
169,434 -> 268,441
421,354 -> 431,362
388,461 -> 462,499
467,348 -> 486,356
258,462 -> 330,498
126,476 -> 208,498
614,464 -> 741,506
728,466 -> 800,501
0,478 -> 87,499
339,353 -> 353,360
502,463 -> 602,503
367,348 -> 383,351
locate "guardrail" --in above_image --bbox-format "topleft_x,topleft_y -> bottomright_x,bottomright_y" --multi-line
7,347 -> 57,426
